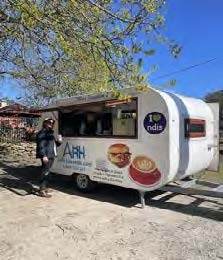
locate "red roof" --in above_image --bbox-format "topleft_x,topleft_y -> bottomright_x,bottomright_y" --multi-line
0,103 -> 40,117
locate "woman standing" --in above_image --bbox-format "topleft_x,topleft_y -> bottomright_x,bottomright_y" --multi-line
36,118 -> 62,197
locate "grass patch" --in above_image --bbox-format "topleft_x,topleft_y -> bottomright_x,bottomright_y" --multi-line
196,156 -> 223,183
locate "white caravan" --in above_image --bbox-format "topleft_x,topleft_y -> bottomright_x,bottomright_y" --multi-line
39,88 -> 219,198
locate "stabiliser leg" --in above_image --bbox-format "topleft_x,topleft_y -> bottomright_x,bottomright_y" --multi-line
139,190 -> 146,209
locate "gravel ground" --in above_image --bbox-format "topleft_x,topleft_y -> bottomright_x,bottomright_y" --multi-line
0,158 -> 223,260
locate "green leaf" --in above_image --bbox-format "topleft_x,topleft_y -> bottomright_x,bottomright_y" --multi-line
137,58 -> 143,68
144,49 -> 155,56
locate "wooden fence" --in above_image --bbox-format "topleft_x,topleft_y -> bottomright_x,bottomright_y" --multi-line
0,116 -> 39,142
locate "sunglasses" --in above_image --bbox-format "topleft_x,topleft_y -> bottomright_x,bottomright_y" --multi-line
47,121 -> 54,125
110,152 -> 131,156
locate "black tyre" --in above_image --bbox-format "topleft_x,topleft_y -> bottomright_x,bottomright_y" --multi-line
74,174 -> 96,192
181,176 -> 193,181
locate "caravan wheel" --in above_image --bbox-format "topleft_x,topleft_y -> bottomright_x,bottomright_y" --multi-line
74,174 -> 96,192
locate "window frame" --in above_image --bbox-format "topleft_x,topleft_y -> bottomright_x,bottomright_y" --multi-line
58,98 -> 138,139
184,118 -> 206,138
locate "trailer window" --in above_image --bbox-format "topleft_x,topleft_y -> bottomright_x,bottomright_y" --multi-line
185,119 -> 206,138
59,98 -> 137,138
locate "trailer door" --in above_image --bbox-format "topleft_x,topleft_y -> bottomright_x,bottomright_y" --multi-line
207,103 -> 219,172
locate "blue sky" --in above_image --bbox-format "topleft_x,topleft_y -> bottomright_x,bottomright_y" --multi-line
0,0 -> 223,100
148,0 -> 223,98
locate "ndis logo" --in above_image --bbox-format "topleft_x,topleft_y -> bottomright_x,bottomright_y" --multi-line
143,112 -> 166,134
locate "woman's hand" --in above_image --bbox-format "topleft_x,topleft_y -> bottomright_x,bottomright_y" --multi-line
43,156 -> 49,164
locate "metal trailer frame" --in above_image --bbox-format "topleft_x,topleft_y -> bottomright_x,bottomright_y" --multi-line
139,178 -> 223,209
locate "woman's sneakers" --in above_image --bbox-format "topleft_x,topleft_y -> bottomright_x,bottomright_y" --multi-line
38,190 -> 52,198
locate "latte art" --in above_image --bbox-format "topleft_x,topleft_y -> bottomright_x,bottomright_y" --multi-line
136,159 -> 153,171
129,155 -> 161,186
133,156 -> 156,173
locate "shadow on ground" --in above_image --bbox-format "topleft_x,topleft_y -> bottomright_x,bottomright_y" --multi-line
0,161 -> 222,222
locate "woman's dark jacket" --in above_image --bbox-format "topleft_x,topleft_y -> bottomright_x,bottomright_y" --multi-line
36,128 -> 60,159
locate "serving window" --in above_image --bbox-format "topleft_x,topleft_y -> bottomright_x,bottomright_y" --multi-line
185,119 -> 206,138
59,98 -> 137,138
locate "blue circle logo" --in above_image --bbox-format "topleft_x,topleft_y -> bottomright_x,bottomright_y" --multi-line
143,112 -> 166,134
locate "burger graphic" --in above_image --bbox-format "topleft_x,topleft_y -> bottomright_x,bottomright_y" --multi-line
129,155 -> 161,186
107,144 -> 131,168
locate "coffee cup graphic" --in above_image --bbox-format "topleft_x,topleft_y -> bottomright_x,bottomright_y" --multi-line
129,156 -> 161,186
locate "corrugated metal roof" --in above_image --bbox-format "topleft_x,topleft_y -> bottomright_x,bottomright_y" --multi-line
0,103 -> 40,117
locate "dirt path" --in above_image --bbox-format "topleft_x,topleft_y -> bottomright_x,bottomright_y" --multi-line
0,161 -> 223,260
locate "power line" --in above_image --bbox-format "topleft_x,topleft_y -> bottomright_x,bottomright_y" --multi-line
151,57 -> 219,81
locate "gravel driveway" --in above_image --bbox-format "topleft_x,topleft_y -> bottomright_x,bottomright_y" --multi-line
0,159 -> 222,260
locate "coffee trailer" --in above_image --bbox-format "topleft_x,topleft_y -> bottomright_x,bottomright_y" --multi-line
39,88 -> 219,205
